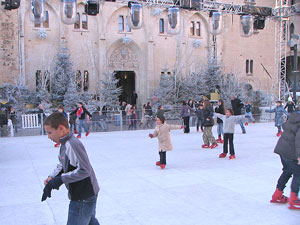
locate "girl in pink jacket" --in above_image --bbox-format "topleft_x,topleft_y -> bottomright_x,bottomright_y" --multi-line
149,115 -> 182,169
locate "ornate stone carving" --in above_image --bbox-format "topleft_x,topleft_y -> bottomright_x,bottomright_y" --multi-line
108,45 -> 139,70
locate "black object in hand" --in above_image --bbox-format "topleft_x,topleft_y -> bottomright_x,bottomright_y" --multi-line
41,176 -> 63,202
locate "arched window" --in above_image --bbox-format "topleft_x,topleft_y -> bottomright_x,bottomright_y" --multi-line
74,13 -> 80,29
76,70 -> 82,91
83,70 -> 89,92
190,20 -> 201,37
82,13 -> 88,30
34,11 -> 49,28
290,23 -> 295,37
159,18 -> 164,34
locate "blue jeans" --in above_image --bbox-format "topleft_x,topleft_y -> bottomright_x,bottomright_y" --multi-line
67,195 -> 100,225
245,112 -> 255,123
238,119 -> 246,133
217,123 -> 223,136
277,156 -> 300,193
78,119 -> 89,136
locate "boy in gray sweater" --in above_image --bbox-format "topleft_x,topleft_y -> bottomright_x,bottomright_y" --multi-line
42,112 -> 100,225
214,109 -> 245,160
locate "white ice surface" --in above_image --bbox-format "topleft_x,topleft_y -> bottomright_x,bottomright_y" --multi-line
1,122 -> 300,225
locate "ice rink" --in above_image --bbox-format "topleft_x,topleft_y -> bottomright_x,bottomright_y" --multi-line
1,122 -> 300,225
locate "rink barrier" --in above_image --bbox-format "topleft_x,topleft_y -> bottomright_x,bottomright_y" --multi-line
21,114 -> 41,129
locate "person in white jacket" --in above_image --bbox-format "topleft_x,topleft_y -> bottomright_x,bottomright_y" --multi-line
214,109 -> 245,160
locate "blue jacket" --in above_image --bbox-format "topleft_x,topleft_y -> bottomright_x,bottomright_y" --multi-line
266,106 -> 288,127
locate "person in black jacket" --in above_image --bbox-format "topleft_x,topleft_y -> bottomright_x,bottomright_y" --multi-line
195,104 -> 204,132
42,112 -> 100,224
285,97 -> 296,118
231,96 -> 246,134
202,100 -> 218,149
215,99 -> 225,143
70,102 -> 92,138
270,106 -> 300,209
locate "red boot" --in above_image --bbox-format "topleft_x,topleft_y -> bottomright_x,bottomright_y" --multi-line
270,188 -> 289,203
229,155 -> 236,160
219,153 -> 227,158
160,164 -> 166,169
245,122 -> 248,126
74,130 -> 79,134
216,137 -> 221,143
86,131 -> 90,137
210,143 -> 218,149
289,192 -> 300,209
156,161 -> 161,166
202,144 -> 210,148
77,135 -> 81,139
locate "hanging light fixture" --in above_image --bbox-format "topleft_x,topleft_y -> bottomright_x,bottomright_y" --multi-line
127,2 -> 143,29
30,0 -> 47,24
240,15 -> 253,37
61,0 -> 77,25
167,7 -> 180,35
209,11 -> 223,35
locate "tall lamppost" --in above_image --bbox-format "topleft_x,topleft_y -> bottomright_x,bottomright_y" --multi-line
289,34 -> 300,104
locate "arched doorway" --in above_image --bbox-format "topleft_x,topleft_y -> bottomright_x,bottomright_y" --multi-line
115,71 -> 135,104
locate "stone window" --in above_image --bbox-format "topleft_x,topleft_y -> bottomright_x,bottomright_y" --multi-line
34,11 -> 49,28
119,15 -> 124,32
190,21 -> 201,37
82,13 -> 88,30
190,21 -> 195,36
159,18 -> 164,34
76,70 -> 82,92
246,59 -> 254,74
83,70 -> 89,92
118,15 -> 131,33
76,70 -> 89,92
74,13 -> 80,29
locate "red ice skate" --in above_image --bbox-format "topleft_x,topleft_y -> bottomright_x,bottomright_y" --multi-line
74,130 -> 79,134
270,188 -> 289,204
156,161 -> 161,166
276,131 -> 283,137
202,144 -> 210,148
289,192 -> 300,209
219,153 -> 227,158
77,135 -> 81,139
245,122 -> 248,126
210,143 -> 218,149
216,137 -> 224,144
86,131 -> 90,137
54,143 -> 61,148
160,164 -> 166,169
229,155 -> 236,160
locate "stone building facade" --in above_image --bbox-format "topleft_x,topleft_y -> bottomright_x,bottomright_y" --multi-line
0,0 -> 299,105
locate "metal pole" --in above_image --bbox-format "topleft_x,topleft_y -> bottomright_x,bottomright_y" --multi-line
293,44 -> 298,103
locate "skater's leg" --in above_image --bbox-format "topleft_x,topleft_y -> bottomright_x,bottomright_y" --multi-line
239,119 -> 246,133
223,133 -> 229,154
228,133 -> 235,155
202,127 -> 209,145
289,159 -> 300,194
78,120 -> 83,136
161,151 -> 166,165
276,156 -> 293,191
207,126 -> 216,145
67,195 -> 99,225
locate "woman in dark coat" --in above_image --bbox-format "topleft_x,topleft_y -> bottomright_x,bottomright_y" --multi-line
181,101 -> 191,133
270,106 -> 300,209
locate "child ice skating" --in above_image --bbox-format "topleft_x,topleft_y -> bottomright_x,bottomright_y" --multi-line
215,99 -> 225,143
42,112 -> 100,224
244,101 -> 256,125
202,100 -> 218,149
70,102 -> 92,138
265,101 -> 288,136
149,115 -> 182,169
270,105 -> 300,209
214,109 -> 245,160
